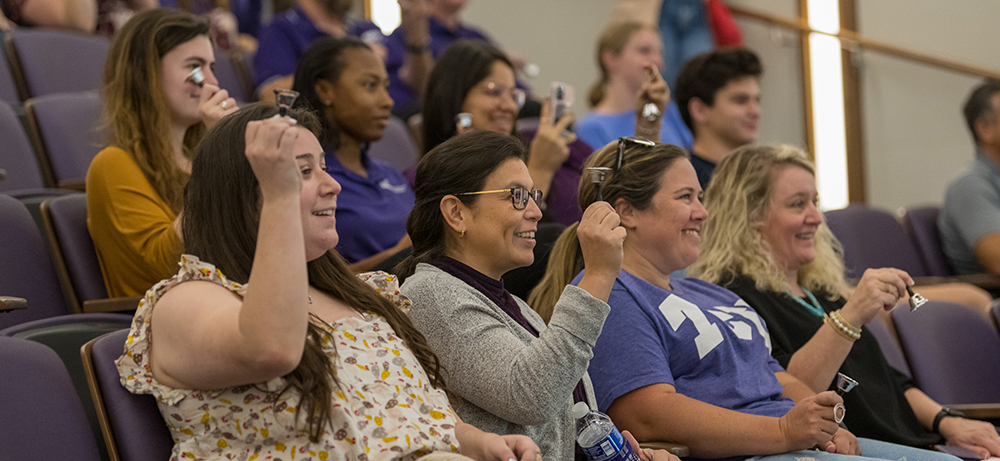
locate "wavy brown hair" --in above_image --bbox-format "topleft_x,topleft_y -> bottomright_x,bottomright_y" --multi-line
183,103 -> 445,442
102,9 -> 210,214
528,140 -> 688,322
688,144 -> 847,298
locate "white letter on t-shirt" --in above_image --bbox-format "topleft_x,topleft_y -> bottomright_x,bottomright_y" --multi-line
658,295 -> 724,359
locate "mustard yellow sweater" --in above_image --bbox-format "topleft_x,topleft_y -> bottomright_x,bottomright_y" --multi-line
86,146 -> 182,297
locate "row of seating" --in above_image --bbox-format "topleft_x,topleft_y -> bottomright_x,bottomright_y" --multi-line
0,28 -> 256,108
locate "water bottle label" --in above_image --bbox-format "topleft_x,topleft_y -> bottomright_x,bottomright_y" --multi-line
580,427 -> 641,461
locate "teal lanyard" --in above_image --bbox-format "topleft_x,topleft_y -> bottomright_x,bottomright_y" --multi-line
789,288 -> 825,317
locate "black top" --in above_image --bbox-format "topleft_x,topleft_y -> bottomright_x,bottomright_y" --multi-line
689,152 -> 716,191
722,275 -> 942,448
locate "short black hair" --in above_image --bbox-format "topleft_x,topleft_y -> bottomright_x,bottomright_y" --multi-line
674,48 -> 763,133
963,78 -> 1000,145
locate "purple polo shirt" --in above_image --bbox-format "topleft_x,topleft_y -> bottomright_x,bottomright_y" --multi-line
253,6 -> 384,90
384,17 -> 492,110
326,148 -> 414,263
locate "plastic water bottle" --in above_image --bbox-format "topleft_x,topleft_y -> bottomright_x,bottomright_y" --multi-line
573,402 -> 641,461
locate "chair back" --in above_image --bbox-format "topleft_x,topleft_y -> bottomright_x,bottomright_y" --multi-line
892,301 -> 1000,404
0,335 -> 102,461
5,29 -> 109,99
901,206 -> 954,277
369,116 -> 420,173
41,194 -> 109,311
0,33 -> 20,105
0,194 -> 73,329
824,205 -> 928,278
83,329 -> 174,461
1,313 -> 134,461
25,91 -> 106,190
0,98 -> 48,192
866,313 -> 911,377
214,47 -> 252,103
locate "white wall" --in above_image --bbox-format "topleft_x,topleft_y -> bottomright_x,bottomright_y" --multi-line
463,0 -> 1000,213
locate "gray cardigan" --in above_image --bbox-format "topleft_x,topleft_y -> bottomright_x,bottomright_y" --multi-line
400,263 -> 610,460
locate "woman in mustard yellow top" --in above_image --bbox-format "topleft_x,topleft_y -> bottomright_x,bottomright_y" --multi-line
87,9 -> 238,297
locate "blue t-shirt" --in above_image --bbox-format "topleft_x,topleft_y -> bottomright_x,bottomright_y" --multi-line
574,270 -> 793,418
326,149 -> 414,263
575,103 -> 693,152
383,17 -> 491,110
253,7 -> 384,90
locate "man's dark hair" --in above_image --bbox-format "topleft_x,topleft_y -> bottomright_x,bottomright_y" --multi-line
674,48 -> 763,134
963,78 -> 1000,145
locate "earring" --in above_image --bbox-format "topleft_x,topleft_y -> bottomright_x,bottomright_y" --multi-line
324,100 -> 332,106
460,228 -> 466,238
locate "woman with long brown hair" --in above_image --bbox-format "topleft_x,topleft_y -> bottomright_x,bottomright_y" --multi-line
116,103 -> 540,460
87,8 -> 238,297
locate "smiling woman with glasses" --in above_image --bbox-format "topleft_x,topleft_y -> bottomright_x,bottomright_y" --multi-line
414,39 -> 597,227
392,130 -> 665,460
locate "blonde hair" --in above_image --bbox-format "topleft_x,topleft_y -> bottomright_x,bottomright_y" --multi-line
587,21 -> 656,108
102,9 -> 210,213
528,140 -> 688,322
688,145 -> 847,298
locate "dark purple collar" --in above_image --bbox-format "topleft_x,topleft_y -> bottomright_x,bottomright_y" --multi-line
431,256 -> 538,337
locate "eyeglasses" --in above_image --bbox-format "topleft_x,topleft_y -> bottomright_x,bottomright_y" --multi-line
455,186 -> 543,210
615,136 -> 656,173
480,81 -> 526,109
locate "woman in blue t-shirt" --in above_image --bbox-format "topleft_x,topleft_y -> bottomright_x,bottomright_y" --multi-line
293,37 -> 414,271
530,139 -> 959,461
575,21 -> 693,152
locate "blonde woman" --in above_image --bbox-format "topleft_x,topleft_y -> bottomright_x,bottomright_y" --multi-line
691,145 -> 1000,458
87,8 -> 238,297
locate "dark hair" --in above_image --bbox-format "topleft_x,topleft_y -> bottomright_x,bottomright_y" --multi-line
963,78 -> 1000,145
183,103 -> 445,441
421,39 -> 515,154
527,141 -> 688,322
291,36 -> 373,150
395,130 -> 527,279
674,48 -> 762,133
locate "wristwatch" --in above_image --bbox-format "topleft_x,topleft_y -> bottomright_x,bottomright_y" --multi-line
932,407 -> 965,434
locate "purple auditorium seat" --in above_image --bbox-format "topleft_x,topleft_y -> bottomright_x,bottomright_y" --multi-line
214,46 -> 253,104
824,205 -> 928,278
0,99 -> 49,193
892,301 -> 1000,404
83,329 -> 174,461
865,313 -> 911,377
0,34 -> 20,105
5,29 -> 109,99
41,194 -> 109,309
992,302 -> 1000,332
902,206 -> 954,277
26,91 -> 106,190
0,194 -> 74,329
0,336 -> 102,461
369,116 -> 420,173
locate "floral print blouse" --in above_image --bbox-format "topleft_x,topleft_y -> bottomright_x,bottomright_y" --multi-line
117,255 -> 460,461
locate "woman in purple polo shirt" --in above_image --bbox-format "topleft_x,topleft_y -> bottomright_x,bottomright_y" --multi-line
414,39 -> 593,227
292,37 -> 413,271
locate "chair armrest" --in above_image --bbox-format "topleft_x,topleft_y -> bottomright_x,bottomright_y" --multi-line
0,296 -> 27,312
82,296 -> 142,313
909,274 -> 1000,292
948,403 -> 1000,420
639,441 -> 690,457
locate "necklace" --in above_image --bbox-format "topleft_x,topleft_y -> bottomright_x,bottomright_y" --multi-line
788,288 -> 825,317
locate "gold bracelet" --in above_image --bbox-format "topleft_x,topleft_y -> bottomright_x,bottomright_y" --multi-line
825,310 -> 861,342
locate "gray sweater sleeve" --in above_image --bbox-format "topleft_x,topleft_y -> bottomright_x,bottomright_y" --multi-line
402,264 -> 610,427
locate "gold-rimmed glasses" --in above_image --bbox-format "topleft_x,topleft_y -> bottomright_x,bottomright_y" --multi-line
478,81 -> 526,109
455,187 -> 542,210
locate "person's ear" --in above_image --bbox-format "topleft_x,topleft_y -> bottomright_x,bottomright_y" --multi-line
314,79 -> 336,107
975,117 -> 998,146
600,50 -> 620,72
439,195 -> 467,235
614,197 -> 637,228
689,97 -> 710,124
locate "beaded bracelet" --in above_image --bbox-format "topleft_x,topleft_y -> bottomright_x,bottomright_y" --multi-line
824,309 -> 861,341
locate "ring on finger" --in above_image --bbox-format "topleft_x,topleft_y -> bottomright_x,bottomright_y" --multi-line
884,282 -> 892,294
834,403 -> 846,424
221,100 -> 228,109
